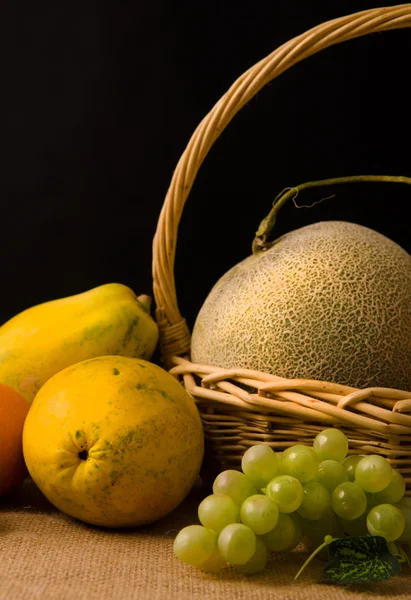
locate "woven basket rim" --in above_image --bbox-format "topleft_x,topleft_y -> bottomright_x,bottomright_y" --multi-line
170,356 -> 411,493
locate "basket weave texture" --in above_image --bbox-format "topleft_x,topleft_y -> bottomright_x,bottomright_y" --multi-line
152,5 -> 411,489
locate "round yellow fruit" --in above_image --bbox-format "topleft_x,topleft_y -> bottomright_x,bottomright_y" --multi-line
22,355 -> 204,528
191,221 -> 411,390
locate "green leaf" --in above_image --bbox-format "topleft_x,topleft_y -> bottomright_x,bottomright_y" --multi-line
321,536 -> 401,584
390,542 -> 411,567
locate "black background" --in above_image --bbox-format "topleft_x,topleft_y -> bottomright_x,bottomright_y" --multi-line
1,1 -> 410,330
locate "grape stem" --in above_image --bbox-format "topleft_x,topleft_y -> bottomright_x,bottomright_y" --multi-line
294,535 -> 336,581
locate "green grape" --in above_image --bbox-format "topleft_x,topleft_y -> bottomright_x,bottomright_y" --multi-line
276,452 -> 284,474
240,494 -> 279,535
265,475 -> 304,513
331,481 -> 367,520
301,508 -> 344,551
241,444 -> 279,489
355,455 -> 393,493
396,498 -> 411,543
297,481 -> 331,520
198,493 -> 241,533
398,496 -> 411,509
316,459 -> 349,492
217,523 -> 257,565
213,470 -> 258,506
338,512 -> 369,537
287,512 -> 303,550
365,469 -> 405,506
367,503 -> 405,542
343,455 -> 364,482
262,513 -> 300,552
198,548 -> 227,573
366,492 -> 379,509
236,536 -> 268,575
313,428 -> 348,463
281,444 -> 319,483
173,525 -> 217,566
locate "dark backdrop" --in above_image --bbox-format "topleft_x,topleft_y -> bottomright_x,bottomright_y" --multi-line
1,1 -> 410,330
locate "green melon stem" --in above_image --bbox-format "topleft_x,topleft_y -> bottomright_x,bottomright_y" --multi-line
252,175 -> 411,255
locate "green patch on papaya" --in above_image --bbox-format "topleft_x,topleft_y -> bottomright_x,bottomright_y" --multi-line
134,383 -> 172,401
118,428 -> 145,448
113,368 -> 120,375
135,383 -> 148,391
80,323 -> 114,345
122,316 -> 140,347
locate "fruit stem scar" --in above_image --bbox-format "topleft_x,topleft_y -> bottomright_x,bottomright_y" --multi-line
78,450 -> 88,461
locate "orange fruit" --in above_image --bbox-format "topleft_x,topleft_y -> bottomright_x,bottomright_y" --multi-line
0,383 -> 30,497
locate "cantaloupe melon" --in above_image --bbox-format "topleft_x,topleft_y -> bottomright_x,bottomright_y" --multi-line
191,221 -> 411,390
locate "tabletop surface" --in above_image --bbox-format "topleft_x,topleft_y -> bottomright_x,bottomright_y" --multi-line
1,478 -> 410,600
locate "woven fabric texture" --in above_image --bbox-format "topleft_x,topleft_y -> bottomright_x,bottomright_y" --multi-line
1,478 -> 410,600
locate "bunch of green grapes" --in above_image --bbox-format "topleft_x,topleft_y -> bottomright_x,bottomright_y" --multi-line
173,427 -> 409,575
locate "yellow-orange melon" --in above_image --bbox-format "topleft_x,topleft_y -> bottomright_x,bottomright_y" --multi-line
191,221 -> 411,390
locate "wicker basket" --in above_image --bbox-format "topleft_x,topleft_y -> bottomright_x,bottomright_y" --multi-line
152,5 -> 411,492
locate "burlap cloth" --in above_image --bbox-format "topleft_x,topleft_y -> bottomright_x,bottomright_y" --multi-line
1,478 -> 410,600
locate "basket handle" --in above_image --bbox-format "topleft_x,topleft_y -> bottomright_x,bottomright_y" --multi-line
152,4 -> 411,360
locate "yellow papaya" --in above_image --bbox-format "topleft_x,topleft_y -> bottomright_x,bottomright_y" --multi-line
0,283 -> 159,403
